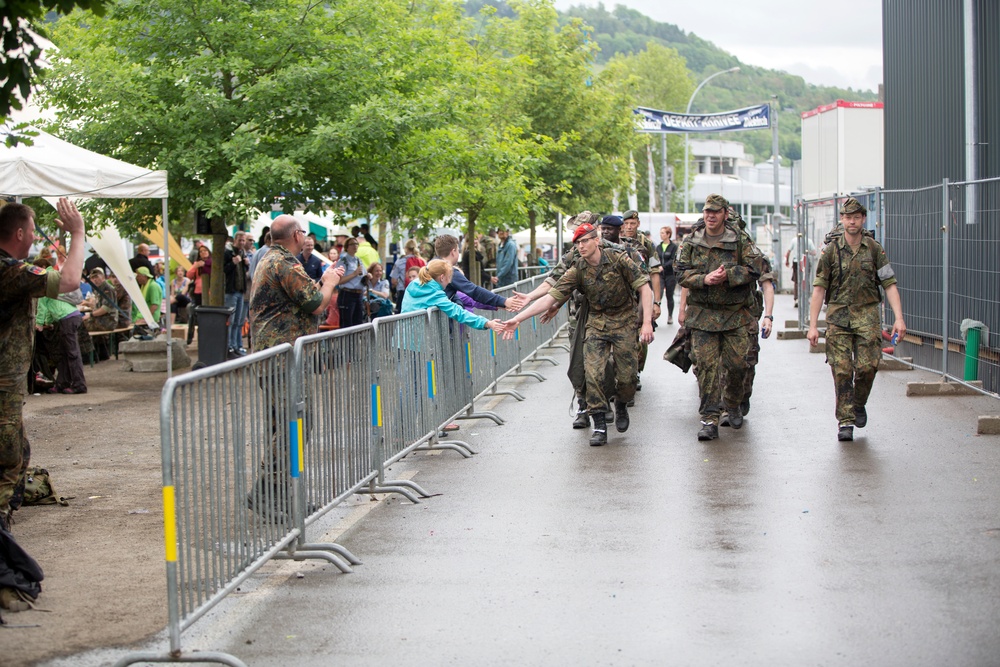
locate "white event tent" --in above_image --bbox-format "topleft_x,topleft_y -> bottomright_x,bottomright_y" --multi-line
0,128 -> 177,374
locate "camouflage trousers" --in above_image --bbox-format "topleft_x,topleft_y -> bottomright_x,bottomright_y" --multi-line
720,323 -> 761,406
690,328 -> 749,425
0,391 -> 30,526
826,322 -> 881,426
584,327 -> 638,413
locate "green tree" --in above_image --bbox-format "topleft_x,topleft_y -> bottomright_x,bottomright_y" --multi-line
601,42 -> 692,210
42,0 -> 417,305
0,0 -> 110,128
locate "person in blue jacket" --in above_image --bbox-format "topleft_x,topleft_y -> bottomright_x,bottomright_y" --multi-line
432,235 -> 526,312
402,260 -> 504,332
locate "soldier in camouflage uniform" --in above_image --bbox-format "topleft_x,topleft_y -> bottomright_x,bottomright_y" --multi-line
716,208 -> 776,427
504,222 -> 653,446
621,210 -> 662,387
521,211 -> 611,429
807,197 -> 906,441
676,194 -> 768,441
0,199 -> 85,610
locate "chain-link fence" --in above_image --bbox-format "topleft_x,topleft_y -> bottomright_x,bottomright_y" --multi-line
796,178 -> 1000,395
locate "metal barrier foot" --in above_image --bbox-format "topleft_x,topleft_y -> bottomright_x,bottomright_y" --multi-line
380,478 -> 434,498
513,370 -> 546,382
365,484 -> 422,504
112,650 -> 248,667
457,411 -> 504,425
489,388 -> 526,400
530,353 -> 560,366
275,549 -> 353,574
298,542 -> 362,565
416,440 -> 475,458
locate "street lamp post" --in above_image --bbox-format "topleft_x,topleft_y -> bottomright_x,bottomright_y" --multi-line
683,66 -> 740,213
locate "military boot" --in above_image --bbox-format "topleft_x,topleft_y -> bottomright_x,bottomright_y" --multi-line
854,406 -> 868,428
728,405 -> 744,429
614,400 -> 630,432
590,413 -> 608,446
572,397 -> 590,429
697,421 -> 719,441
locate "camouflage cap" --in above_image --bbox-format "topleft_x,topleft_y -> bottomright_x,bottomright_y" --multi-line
703,193 -> 729,211
575,210 -> 598,226
839,197 -> 867,215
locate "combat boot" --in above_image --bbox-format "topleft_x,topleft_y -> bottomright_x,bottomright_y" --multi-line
728,405 -> 744,429
572,398 -> 590,429
740,399 -> 751,416
614,401 -> 629,432
589,413 -> 608,446
838,425 -> 854,441
697,421 -> 719,441
854,406 -> 867,428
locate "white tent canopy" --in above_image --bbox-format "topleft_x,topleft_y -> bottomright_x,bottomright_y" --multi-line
0,128 -> 168,199
0,128 -> 175,373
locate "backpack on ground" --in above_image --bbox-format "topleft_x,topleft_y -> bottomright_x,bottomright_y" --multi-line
22,467 -> 70,507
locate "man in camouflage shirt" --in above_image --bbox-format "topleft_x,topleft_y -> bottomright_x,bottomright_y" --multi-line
249,215 -> 344,352
621,210 -> 662,388
503,222 -> 653,446
0,199 -> 85,611
676,194 -> 768,441
718,208 -> 776,427
807,197 -> 906,441
520,211 -> 642,428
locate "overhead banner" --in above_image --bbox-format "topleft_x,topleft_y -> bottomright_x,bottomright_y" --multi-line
635,104 -> 771,134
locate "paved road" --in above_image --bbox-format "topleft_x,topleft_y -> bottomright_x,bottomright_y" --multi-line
51,294 -> 1000,667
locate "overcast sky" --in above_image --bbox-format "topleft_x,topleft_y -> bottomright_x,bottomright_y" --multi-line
552,0 -> 883,92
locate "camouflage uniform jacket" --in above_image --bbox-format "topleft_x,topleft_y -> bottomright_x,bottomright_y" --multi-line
544,238 -> 648,288
547,247 -> 648,333
113,281 -> 132,328
676,224 -> 766,332
249,244 -> 324,351
0,248 -> 61,394
481,237 -> 497,271
88,282 -> 120,331
813,234 -> 896,329
622,230 -> 661,275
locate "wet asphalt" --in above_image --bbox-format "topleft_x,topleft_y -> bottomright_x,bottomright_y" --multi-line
57,294 -> 1000,667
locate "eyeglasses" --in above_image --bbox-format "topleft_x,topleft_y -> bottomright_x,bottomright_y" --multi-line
294,228 -> 305,237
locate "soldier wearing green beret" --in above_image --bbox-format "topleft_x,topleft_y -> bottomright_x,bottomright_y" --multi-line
807,197 -> 906,441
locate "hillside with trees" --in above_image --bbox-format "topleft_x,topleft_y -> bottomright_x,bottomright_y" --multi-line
470,1 -> 880,165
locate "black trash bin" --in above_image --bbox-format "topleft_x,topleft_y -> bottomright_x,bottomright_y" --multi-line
193,306 -> 234,369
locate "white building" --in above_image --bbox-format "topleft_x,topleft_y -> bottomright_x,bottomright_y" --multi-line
800,100 -> 884,200
688,139 -> 791,216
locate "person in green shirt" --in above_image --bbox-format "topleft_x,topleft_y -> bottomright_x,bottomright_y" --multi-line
132,266 -> 163,337
35,273 -> 88,394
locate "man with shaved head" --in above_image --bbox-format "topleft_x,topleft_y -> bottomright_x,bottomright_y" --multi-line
129,242 -> 153,274
249,215 -> 344,352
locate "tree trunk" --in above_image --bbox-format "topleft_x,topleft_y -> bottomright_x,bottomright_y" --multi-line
528,209 -> 537,268
466,210 -> 480,286
208,219 -> 227,307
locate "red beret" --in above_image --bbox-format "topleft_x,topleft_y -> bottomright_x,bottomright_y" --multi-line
573,223 -> 597,243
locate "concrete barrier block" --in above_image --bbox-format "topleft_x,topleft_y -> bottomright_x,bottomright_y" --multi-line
880,356 -> 913,371
782,319 -> 824,330
978,416 -> 1000,435
809,340 -> 826,353
906,380 -> 984,397
778,329 -> 808,340
120,337 -> 191,372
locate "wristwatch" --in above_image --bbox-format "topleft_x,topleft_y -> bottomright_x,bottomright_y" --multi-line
764,315 -> 774,320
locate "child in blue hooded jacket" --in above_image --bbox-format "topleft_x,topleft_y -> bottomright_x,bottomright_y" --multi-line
401,259 -> 503,332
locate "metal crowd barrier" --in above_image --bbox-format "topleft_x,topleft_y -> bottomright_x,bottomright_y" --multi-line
118,290 -> 569,666
117,346 -> 299,667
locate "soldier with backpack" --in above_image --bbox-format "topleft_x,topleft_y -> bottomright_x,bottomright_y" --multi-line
807,197 -> 906,441
675,194 -> 768,441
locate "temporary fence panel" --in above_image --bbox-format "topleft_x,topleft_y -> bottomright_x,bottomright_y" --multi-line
291,325 -> 377,563
116,345 -> 296,667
